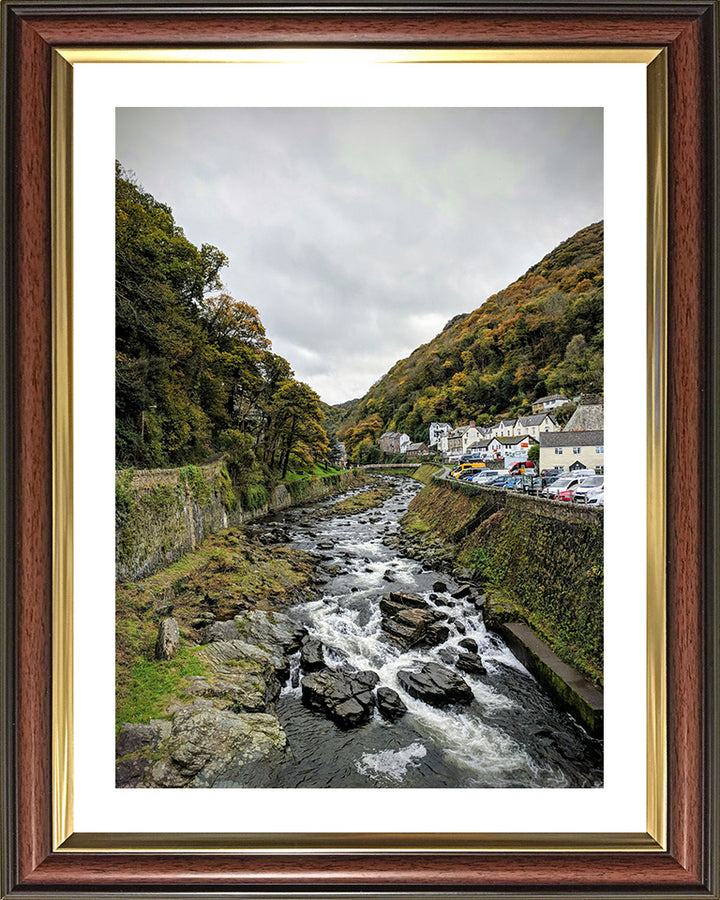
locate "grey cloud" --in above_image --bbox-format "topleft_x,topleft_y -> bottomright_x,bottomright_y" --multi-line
117,107 -> 602,404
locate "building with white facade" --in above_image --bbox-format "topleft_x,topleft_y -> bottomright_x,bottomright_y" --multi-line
539,430 -> 604,473
428,422 -> 452,448
513,414 -> 559,440
531,394 -> 568,414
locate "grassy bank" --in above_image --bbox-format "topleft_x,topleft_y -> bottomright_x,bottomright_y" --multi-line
116,527 -> 317,732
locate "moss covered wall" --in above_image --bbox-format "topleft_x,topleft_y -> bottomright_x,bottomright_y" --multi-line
403,481 -> 603,686
116,465 -> 362,583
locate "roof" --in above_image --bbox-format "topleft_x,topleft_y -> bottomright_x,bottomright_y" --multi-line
540,430 -> 604,448
517,414 -> 555,426
466,439 -> 491,450
497,419 -> 516,427
497,434 -> 538,446
534,394 -> 567,404
564,403 -> 604,432
406,442 -> 429,452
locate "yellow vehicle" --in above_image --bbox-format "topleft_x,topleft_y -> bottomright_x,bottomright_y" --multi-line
450,461 -> 486,478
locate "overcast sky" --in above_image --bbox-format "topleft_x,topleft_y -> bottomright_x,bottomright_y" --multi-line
117,107 -> 602,405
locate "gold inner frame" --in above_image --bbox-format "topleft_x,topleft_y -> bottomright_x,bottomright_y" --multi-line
51,47 -> 667,854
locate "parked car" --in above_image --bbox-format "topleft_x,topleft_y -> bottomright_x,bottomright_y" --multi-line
540,476 -> 562,497
541,467 -> 564,480
487,474 -> 511,488
545,475 -> 583,499
471,469 -> 508,484
556,488 -> 576,502
585,487 -> 605,506
572,475 -> 604,503
504,475 -> 523,490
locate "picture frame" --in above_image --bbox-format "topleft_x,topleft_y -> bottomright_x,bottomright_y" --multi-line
1,1 -> 718,896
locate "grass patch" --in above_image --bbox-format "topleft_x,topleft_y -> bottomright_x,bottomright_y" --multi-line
116,646 -> 206,733
321,484 -> 395,518
412,463 -> 443,485
116,525 -> 319,733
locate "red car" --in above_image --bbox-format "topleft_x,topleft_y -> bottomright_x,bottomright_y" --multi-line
556,488 -> 575,502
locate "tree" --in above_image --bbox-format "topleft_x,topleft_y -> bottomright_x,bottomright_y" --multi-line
527,443 -> 540,464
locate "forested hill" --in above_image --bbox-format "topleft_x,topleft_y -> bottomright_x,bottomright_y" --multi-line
337,222 -> 603,457
115,165 -> 329,476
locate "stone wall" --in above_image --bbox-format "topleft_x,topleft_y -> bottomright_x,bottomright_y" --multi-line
404,478 -> 604,686
116,464 -> 362,583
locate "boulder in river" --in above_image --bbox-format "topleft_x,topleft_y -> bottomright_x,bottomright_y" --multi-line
432,581 -> 448,593
456,652 -> 487,676
376,687 -> 407,722
300,636 -> 326,672
155,617 -> 180,660
301,670 -> 375,728
458,637 -> 479,654
397,662 -> 474,708
451,585 -> 473,600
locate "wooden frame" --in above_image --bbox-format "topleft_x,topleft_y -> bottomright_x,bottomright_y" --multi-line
1,1 -> 718,896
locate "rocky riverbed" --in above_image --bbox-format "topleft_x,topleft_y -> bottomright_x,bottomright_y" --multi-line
116,476 -> 603,788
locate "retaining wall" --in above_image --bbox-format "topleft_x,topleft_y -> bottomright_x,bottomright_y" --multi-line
116,464 -> 362,583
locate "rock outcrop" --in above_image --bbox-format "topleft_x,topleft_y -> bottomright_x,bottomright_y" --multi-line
116,700 -> 288,788
155,617 -> 180,660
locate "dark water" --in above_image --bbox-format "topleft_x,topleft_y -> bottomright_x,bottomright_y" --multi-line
251,477 -> 603,788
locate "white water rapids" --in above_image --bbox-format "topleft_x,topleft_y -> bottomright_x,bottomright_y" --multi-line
248,477 -> 603,789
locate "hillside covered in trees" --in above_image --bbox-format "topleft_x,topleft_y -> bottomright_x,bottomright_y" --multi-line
115,165 -> 330,482
337,222 -> 603,461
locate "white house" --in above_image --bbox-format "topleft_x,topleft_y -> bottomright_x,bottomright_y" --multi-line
491,419 -> 517,438
428,422 -> 452,448
513,414 -> 559,440
539,430 -> 604,473
531,394 -> 568,414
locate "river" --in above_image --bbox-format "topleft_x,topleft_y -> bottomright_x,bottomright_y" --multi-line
243,476 -> 603,789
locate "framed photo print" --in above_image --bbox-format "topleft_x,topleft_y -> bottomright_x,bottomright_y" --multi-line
1,2 -> 718,897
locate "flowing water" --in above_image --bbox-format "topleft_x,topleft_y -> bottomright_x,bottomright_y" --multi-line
248,477 -> 602,788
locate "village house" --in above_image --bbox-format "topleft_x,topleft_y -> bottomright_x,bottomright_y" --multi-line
513,413 -> 559,440
531,393 -> 568,414
539,430 -> 604,473
491,419 -> 517,438
404,441 -> 432,459
378,431 -> 410,455
428,422 -> 452,448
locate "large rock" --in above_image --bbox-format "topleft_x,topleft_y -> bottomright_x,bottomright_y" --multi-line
387,591 -> 427,609
381,606 -> 448,649
155,617 -> 180,660
376,687 -> 407,722
458,637 -> 479,654
397,662 -> 474,708
300,636 -> 325,672
301,670 -> 375,728
456,652 -> 487,676
194,639 -> 288,712
116,722 -> 162,758
116,699 -> 288,788
203,611 -> 305,655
